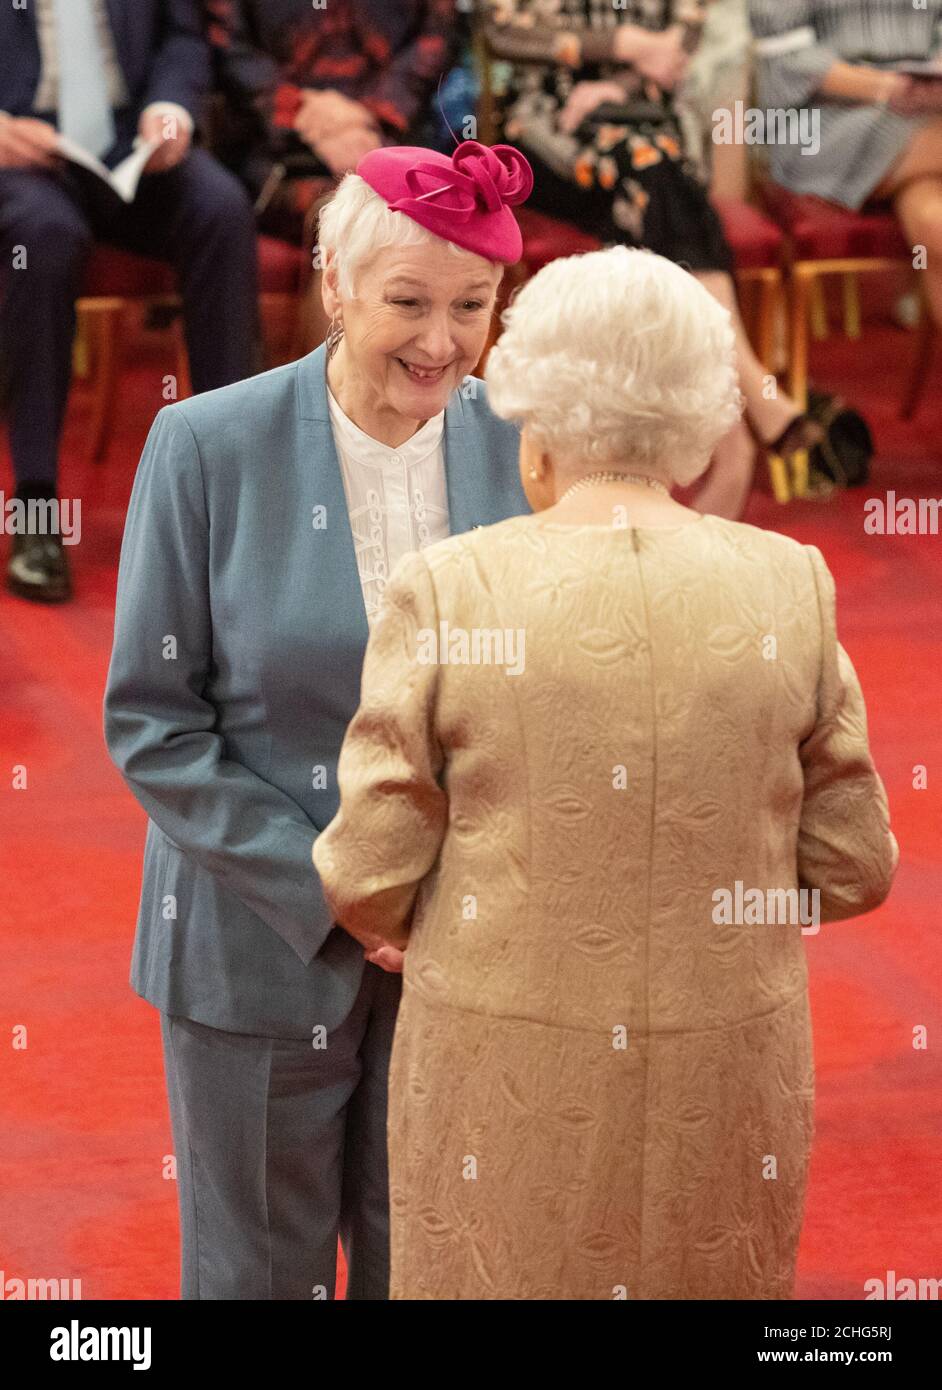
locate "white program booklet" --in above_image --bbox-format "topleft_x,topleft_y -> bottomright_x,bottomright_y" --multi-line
55,135 -> 159,203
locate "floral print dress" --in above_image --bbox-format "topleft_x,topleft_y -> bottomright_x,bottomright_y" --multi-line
483,0 -> 733,270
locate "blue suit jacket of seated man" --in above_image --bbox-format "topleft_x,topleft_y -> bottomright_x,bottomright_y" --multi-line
0,0 -> 210,161
103,342 -> 530,1039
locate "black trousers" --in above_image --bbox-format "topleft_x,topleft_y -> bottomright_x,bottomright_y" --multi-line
0,147 -> 259,487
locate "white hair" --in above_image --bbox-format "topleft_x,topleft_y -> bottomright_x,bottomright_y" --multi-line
484,245 -> 743,488
317,172 -> 496,298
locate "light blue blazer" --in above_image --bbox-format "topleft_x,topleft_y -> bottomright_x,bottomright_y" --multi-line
103,344 -> 530,1038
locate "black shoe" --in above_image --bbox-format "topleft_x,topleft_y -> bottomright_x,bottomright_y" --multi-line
6,531 -> 73,602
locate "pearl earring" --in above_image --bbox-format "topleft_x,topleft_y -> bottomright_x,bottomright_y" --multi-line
529,468 -> 538,480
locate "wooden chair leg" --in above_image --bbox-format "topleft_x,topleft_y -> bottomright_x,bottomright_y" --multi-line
85,303 -> 122,463
767,451 -> 792,504
788,269 -> 811,413
73,309 -> 92,379
842,271 -> 862,339
809,275 -> 829,340
755,274 -> 780,372
173,318 -> 191,401
790,449 -> 810,498
900,305 -> 936,421
735,273 -> 757,347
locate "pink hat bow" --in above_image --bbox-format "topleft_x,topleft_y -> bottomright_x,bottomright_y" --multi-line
356,140 -> 534,264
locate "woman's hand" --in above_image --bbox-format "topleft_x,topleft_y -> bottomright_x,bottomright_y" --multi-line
364,944 -> 405,973
312,124 -> 383,175
558,80 -> 630,134
292,89 -> 382,173
294,89 -> 374,143
614,23 -> 690,91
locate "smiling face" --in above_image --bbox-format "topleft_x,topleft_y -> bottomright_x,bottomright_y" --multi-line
322,237 -> 503,427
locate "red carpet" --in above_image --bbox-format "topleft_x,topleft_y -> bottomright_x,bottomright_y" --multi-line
1,321 -> 939,1300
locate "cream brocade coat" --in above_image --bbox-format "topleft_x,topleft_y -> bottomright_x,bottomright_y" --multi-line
313,512 -> 898,1300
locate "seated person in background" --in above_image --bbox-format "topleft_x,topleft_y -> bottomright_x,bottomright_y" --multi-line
0,0 -> 258,604
751,0 -> 942,335
206,0 -> 459,241
481,0 -> 820,522
675,0 -> 750,182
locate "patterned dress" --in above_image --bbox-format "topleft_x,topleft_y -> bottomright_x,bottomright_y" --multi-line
205,0 -> 457,231
484,0 -> 734,270
207,0 -> 456,137
750,0 -> 942,210
314,515 -> 898,1298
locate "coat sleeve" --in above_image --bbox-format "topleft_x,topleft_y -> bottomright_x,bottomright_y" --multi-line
103,405 -> 335,967
749,0 -> 838,109
312,548 -> 448,951
796,545 -> 899,922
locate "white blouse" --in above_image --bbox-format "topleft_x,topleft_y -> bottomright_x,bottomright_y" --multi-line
327,384 -> 451,624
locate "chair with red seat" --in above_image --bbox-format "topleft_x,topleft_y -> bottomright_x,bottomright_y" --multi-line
477,200 -> 788,493
712,196 -> 784,373
76,234 -> 308,462
759,183 -> 930,419
479,199 -> 784,371
476,207 -> 601,366
76,245 -> 181,463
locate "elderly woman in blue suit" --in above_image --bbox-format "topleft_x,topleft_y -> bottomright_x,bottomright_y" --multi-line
103,140 -> 534,1300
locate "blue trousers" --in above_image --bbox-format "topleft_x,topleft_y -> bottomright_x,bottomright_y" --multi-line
159,962 -> 402,1300
0,147 -> 259,487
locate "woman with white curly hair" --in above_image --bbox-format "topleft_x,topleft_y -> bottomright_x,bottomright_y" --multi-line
315,245 -> 898,1299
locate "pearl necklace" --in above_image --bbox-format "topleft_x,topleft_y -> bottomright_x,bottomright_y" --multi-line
557,471 -> 670,505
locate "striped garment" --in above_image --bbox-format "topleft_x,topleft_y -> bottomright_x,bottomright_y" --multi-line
748,0 -> 942,208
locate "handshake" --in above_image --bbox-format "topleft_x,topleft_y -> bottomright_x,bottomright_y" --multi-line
363,943 -> 405,974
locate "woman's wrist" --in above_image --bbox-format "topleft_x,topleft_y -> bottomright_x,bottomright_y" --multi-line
875,71 -> 905,108
612,23 -> 649,65
819,61 -> 908,109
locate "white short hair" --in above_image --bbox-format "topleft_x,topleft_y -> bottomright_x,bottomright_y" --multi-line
484,245 -> 743,488
317,173 -> 495,298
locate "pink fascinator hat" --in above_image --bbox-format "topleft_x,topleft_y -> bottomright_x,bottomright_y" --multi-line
356,140 -> 534,265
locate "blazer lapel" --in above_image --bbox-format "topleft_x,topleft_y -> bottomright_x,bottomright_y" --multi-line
443,382 -> 479,536
295,344 -> 370,645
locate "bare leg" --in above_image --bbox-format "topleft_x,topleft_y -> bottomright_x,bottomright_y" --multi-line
690,418 -> 756,520
873,118 -> 942,321
893,177 -> 942,325
691,271 -> 811,519
695,271 -> 805,442
697,118 -> 942,519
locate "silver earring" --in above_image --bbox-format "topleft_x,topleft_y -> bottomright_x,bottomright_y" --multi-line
325,313 -> 344,360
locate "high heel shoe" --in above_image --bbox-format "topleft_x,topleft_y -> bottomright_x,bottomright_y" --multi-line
759,412 -> 826,504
